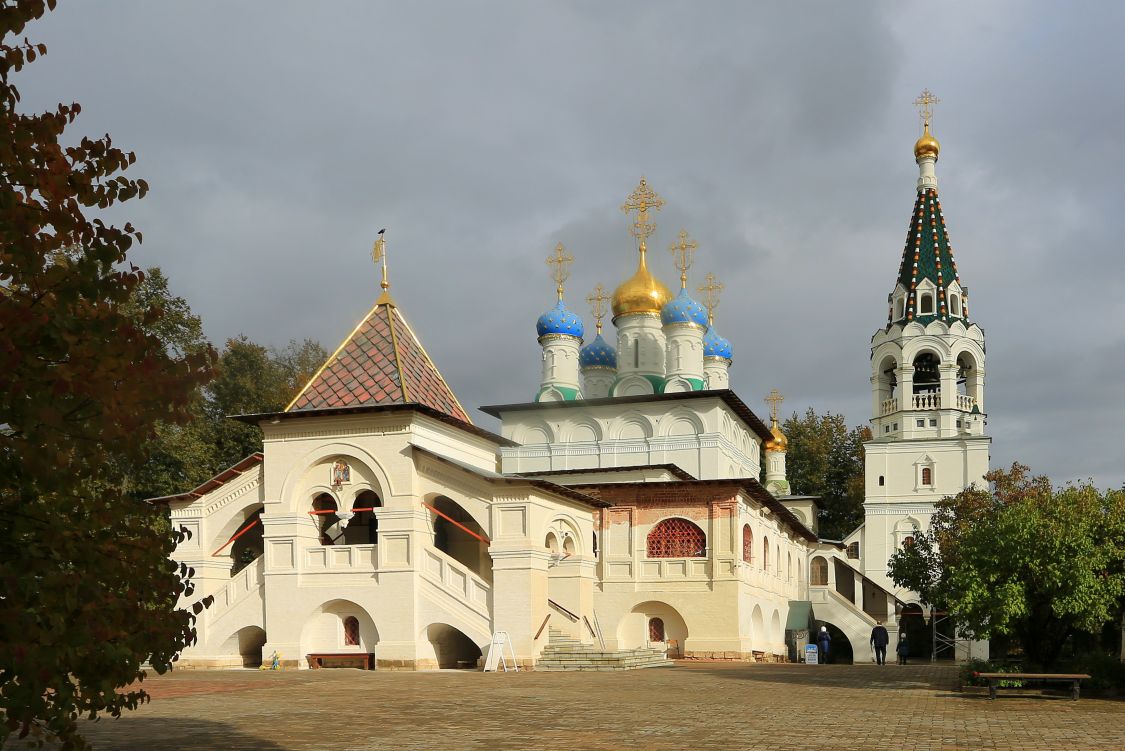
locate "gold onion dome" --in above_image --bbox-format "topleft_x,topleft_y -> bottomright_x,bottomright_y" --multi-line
611,250 -> 672,318
914,122 -> 940,160
765,422 -> 788,453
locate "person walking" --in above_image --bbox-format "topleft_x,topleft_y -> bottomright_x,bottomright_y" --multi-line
816,625 -> 831,664
870,621 -> 889,665
896,631 -> 909,665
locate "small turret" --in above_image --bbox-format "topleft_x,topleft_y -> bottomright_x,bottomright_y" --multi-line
698,272 -> 732,389
661,230 -> 707,393
536,243 -> 583,402
580,284 -> 617,399
763,389 -> 791,495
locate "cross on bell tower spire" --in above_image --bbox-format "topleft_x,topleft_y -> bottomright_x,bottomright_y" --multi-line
546,242 -> 574,301
621,177 -> 665,253
669,229 -> 698,290
698,272 -> 724,327
586,283 -> 609,335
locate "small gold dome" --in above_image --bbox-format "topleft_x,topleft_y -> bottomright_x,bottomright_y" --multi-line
914,123 -> 940,160
765,422 -> 788,453
612,248 -> 672,318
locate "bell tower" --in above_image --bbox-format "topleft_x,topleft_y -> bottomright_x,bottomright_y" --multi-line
861,91 -> 991,596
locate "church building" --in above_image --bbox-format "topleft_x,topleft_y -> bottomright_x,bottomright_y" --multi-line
155,94 -> 990,670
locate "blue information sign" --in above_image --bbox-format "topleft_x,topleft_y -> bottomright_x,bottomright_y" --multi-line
804,644 -> 819,664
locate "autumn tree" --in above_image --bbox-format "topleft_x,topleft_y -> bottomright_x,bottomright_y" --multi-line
0,2 -> 214,747
888,463 -> 1125,668
780,408 -> 869,539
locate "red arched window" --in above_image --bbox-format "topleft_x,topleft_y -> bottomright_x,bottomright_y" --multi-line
742,525 -> 753,563
646,518 -> 706,558
343,616 -> 360,646
921,467 -> 933,485
648,617 -> 665,642
762,536 -> 770,569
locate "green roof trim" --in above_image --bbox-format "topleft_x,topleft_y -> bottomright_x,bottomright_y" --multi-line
535,385 -> 581,402
889,188 -> 970,327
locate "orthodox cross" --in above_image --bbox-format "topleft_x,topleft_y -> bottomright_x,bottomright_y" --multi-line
765,388 -> 784,425
697,272 -> 723,326
914,89 -> 940,127
546,242 -> 573,301
586,283 -> 609,335
669,229 -> 698,289
621,177 -> 665,249
372,229 -> 389,292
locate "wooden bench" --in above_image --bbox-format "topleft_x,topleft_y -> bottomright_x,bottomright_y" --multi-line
307,653 -> 375,670
975,672 -> 1091,701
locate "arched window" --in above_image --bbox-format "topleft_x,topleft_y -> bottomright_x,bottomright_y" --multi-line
810,556 -> 829,586
776,544 -> 781,575
648,617 -> 665,642
313,493 -> 340,545
921,467 -> 933,485
343,616 -> 360,646
545,532 -> 559,553
949,293 -> 961,317
895,297 -> 905,320
646,518 -> 706,558
787,552 -> 792,580
903,535 -> 915,548
846,541 -> 860,559
920,293 -> 934,315
762,536 -> 769,570
563,536 -> 576,556
742,525 -> 753,564
592,531 -> 599,559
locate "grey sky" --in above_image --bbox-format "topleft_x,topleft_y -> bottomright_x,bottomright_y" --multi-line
18,1 -> 1125,488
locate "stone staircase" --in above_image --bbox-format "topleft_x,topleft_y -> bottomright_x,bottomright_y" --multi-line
536,628 -> 672,672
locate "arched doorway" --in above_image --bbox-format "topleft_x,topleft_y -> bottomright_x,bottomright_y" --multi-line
429,496 -> 491,582
899,603 -> 930,661
815,622 -> 854,664
225,625 -> 266,668
424,623 -> 483,669
810,556 -> 829,586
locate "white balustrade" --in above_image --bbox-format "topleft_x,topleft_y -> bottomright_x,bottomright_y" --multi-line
422,549 -> 491,616
956,393 -> 976,411
911,392 -> 940,410
881,398 -> 898,415
208,556 -> 263,622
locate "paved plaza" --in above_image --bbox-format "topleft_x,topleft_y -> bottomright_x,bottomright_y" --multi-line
52,663 -> 1125,750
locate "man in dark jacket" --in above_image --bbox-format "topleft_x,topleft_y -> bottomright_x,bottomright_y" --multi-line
870,621 -> 890,665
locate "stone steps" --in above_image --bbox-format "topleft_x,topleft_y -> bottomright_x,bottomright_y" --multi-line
537,629 -> 672,671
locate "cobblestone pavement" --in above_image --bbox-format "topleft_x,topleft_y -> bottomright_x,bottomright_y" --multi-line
39,662 -> 1125,750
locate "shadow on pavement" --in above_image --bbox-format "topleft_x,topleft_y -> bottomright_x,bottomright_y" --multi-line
678,662 -> 959,692
7,718 -> 287,751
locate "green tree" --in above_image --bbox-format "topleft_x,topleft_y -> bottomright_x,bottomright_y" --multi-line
780,408 -> 869,539
888,463 -> 1125,668
0,3 -> 214,747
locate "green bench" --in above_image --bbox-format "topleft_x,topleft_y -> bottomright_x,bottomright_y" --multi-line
974,672 -> 1091,701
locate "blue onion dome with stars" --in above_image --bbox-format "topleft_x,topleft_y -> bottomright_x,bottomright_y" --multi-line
703,326 -> 733,360
536,299 -> 585,338
579,332 -> 617,369
661,288 -> 709,327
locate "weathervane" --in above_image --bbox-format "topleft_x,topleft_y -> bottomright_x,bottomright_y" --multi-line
765,389 -> 784,426
914,89 -> 940,128
697,272 -> 724,326
372,228 -> 391,303
621,177 -> 665,250
669,229 -> 698,289
586,283 -> 609,335
546,242 -> 574,301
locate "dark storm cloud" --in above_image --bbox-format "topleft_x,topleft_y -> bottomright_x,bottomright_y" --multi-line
17,1 -> 1125,487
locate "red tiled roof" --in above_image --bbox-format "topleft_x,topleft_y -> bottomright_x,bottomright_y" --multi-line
286,298 -> 471,424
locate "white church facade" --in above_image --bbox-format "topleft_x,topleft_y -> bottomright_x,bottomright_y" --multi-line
156,103 -> 991,670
